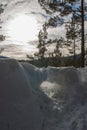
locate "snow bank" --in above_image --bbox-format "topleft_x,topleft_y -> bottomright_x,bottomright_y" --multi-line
0,58 -> 42,130
0,58 -> 87,130
22,61 -> 87,130
40,66 -> 84,103
40,67 -> 87,130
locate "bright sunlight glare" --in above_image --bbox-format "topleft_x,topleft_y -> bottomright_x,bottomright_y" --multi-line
7,14 -> 39,43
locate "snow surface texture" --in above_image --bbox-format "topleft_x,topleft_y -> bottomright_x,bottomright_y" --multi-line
0,58 -> 87,130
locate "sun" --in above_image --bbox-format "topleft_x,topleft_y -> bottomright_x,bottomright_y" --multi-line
7,14 -> 39,43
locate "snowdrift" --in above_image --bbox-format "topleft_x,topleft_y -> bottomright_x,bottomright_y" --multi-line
0,58 -> 42,130
0,58 -> 87,130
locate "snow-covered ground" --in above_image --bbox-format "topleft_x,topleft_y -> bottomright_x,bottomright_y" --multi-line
0,58 -> 87,130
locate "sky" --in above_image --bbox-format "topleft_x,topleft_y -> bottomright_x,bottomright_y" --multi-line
0,0 -> 48,59
0,0 -> 87,59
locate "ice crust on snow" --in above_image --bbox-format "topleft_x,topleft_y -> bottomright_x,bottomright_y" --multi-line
0,58 -> 87,130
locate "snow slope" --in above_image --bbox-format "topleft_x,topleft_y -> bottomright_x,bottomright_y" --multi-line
0,58 -> 43,130
0,58 -> 87,130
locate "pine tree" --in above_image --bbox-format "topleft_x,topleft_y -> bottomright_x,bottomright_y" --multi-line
35,24 -> 48,59
65,17 -> 81,59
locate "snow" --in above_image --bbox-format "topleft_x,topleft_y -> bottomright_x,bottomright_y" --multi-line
0,58 -> 87,130
0,58 -> 42,130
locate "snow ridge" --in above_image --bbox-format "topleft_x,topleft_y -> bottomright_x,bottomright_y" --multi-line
0,58 -> 87,130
